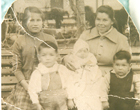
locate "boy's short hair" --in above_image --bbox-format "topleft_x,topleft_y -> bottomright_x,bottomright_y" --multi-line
38,41 -> 58,53
113,50 -> 131,63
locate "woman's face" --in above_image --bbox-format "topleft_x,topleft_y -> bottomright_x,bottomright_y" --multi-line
95,12 -> 113,34
26,12 -> 42,34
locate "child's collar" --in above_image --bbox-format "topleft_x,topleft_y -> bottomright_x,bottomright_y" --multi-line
111,69 -> 131,79
37,62 -> 59,74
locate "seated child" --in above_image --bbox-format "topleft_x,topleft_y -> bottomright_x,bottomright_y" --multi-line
102,50 -> 140,110
28,41 -> 75,110
67,39 -> 103,110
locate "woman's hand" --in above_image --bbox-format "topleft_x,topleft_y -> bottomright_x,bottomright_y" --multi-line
63,55 -> 77,71
67,99 -> 75,109
20,80 -> 28,91
102,101 -> 109,110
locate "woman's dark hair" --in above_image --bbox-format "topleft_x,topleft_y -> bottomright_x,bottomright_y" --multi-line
85,6 -> 95,29
38,41 -> 58,53
113,50 -> 131,63
96,5 -> 118,30
96,5 -> 114,21
22,6 -> 45,29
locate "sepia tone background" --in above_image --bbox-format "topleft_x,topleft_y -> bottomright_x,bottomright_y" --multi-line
1,0 -> 140,109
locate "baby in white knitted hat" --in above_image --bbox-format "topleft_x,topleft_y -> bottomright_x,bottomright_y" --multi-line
72,39 -> 97,69
67,39 -> 103,110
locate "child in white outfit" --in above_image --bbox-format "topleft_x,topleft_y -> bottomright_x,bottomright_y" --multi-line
67,39 -> 103,110
28,41 -> 74,110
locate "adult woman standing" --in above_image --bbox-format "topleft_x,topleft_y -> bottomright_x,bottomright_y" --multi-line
6,6 -> 57,110
79,5 -> 130,75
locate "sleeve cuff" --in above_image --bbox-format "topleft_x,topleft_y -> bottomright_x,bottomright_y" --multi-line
14,70 -> 25,82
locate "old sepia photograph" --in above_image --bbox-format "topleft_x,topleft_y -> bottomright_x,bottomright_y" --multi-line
1,0 -> 140,110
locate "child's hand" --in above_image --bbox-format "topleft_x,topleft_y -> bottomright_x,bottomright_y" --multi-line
68,99 -> 75,109
102,101 -> 109,110
135,100 -> 140,109
136,100 -> 140,104
63,55 -> 77,71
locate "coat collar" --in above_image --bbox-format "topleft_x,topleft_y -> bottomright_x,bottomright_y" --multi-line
86,27 -> 118,44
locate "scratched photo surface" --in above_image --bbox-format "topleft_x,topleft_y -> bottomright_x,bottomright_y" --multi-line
1,0 -> 140,110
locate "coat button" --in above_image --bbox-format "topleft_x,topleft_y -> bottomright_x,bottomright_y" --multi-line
100,45 -> 103,47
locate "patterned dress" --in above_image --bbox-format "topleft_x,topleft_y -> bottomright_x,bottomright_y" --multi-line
6,32 -> 57,110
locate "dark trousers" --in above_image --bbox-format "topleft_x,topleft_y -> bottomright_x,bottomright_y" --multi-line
109,97 -> 136,110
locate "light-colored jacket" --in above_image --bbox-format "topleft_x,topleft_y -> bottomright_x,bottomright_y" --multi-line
28,63 -> 74,104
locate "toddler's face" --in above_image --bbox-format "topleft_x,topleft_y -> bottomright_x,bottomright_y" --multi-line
113,59 -> 131,76
76,48 -> 89,59
38,48 -> 57,68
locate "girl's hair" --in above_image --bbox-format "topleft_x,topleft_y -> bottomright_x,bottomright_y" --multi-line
22,6 -> 44,29
113,50 -> 131,63
95,5 -> 118,30
38,41 -> 58,53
